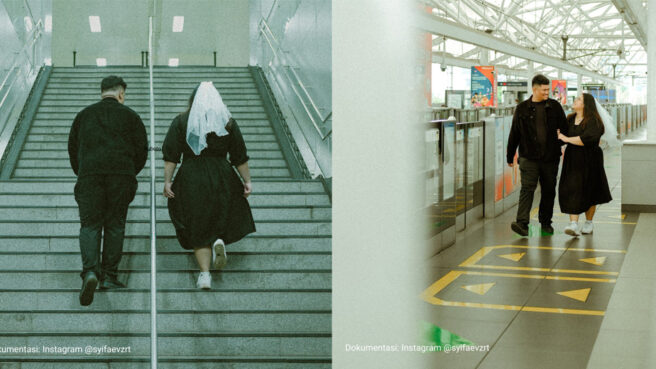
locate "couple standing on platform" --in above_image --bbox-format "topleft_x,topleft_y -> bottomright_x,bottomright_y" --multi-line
506,74 -> 617,238
68,76 -> 255,306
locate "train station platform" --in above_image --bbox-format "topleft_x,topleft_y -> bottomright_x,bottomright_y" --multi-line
422,126 -> 654,369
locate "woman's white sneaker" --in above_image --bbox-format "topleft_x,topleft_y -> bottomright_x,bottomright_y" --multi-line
564,222 -> 581,237
581,221 -> 594,234
197,272 -> 211,289
212,239 -> 227,269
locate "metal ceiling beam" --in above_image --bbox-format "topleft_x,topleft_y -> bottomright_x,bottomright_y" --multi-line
611,0 -> 648,48
419,12 -> 623,86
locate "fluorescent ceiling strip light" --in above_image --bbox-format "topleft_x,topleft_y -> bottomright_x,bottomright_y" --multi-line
172,16 -> 184,32
89,16 -> 101,32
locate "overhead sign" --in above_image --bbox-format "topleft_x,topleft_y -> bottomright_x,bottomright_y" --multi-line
471,66 -> 497,107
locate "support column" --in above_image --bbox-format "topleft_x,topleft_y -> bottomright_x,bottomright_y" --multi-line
577,74 -> 583,95
480,48 -> 489,65
621,0 -> 656,212
526,60 -> 534,97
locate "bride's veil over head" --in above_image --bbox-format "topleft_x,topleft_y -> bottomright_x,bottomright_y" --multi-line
593,96 -> 621,148
186,81 -> 232,155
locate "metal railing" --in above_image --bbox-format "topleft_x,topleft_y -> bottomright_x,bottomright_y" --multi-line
147,15 -> 159,369
258,18 -> 331,140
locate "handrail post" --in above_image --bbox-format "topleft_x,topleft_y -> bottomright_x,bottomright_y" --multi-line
148,16 -> 158,369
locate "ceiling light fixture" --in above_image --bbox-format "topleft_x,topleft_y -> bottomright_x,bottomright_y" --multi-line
89,16 -> 101,32
172,16 -> 184,32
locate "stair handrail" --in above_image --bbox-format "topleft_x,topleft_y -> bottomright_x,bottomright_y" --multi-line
257,17 -> 332,140
147,15 -> 159,369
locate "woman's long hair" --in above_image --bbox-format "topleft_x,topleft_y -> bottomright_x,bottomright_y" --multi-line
567,93 -> 605,134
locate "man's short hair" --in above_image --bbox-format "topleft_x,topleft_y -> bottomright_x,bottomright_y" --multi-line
532,74 -> 550,87
101,76 -> 127,93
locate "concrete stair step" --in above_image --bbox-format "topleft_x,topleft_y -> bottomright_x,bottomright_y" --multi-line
36,106 -> 266,114
19,149 -> 283,159
0,206 -> 332,222
28,125 -> 273,135
0,180 -> 324,193
0,220 -> 332,237
40,94 -> 263,101
0,334 -> 331,357
31,118 -> 272,127
22,141 -> 281,151
46,82 -> 257,89
0,236 -> 332,253
15,158 -> 287,169
39,99 -> 264,107
25,134 -> 276,143
0,271 -> 331,290
44,88 -> 260,95
0,192 -> 329,207
0,290 -> 331,311
11,167 -> 291,178
34,112 -> 269,120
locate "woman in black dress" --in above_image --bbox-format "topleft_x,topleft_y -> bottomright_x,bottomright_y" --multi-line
162,82 -> 256,289
557,93 -> 612,237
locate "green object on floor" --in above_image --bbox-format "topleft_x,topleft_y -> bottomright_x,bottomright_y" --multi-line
422,321 -> 475,349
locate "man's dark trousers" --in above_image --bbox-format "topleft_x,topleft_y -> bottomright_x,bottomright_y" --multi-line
74,174 -> 137,281
516,157 -> 559,226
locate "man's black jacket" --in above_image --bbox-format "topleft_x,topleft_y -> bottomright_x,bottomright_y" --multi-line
68,97 -> 148,177
506,96 -> 568,164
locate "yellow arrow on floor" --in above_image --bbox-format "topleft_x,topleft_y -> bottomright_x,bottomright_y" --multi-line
608,214 -> 626,220
497,252 -> 526,262
579,256 -> 607,266
461,282 -> 495,295
557,288 -> 591,302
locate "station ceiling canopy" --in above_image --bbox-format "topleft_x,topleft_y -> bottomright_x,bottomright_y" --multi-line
430,0 -> 647,80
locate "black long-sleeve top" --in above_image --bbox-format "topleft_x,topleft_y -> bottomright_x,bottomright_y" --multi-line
68,97 -> 148,177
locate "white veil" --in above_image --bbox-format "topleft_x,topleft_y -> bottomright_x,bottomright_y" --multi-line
594,97 -> 621,148
186,81 -> 232,155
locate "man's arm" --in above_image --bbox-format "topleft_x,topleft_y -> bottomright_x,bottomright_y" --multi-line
556,103 -> 569,145
506,110 -> 520,166
68,114 -> 80,176
133,115 -> 148,174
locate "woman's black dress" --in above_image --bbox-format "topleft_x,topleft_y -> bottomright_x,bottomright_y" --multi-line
162,112 -> 256,250
558,115 -> 612,214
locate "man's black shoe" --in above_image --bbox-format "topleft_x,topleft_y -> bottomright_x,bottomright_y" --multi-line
511,222 -> 529,237
99,278 -> 127,290
541,224 -> 554,234
79,271 -> 98,306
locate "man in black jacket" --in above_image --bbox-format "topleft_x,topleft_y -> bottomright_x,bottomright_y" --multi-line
507,74 -> 568,236
68,75 -> 148,305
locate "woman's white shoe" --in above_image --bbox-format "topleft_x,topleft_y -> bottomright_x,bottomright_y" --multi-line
581,221 -> 594,234
212,239 -> 227,269
564,222 -> 581,237
197,272 -> 211,289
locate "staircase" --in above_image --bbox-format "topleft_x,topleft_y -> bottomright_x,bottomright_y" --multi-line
0,66 -> 331,368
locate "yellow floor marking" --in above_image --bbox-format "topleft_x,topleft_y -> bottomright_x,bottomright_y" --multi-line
421,270 -> 609,316
497,252 -> 526,262
459,245 -> 624,275
579,257 -> 607,266
557,288 -> 591,302
608,214 -> 626,220
461,282 -> 495,295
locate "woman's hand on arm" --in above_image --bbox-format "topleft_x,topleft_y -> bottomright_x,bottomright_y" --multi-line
163,161 -> 177,198
236,161 -> 252,198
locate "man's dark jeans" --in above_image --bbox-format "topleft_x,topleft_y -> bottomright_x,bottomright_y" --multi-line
516,157 -> 560,226
74,174 -> 137,281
